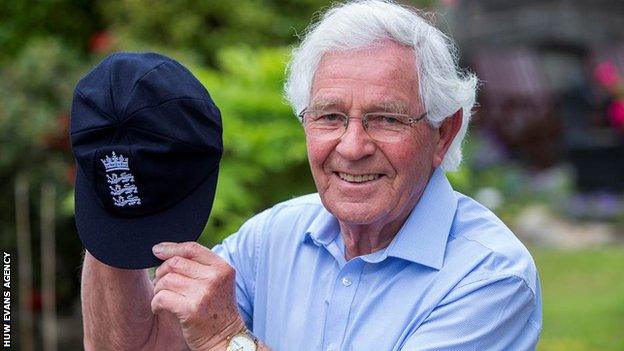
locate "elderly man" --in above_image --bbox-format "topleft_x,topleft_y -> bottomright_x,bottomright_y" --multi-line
81,1 -> 541,350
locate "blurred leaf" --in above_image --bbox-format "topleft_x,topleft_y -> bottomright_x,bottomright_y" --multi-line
193,46 -> 314,244
0,38 -> 81,178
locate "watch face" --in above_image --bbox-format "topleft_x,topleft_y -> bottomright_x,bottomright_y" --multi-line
228,333 -> 257,351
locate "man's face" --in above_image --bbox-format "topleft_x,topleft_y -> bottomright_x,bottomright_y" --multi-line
307,41 -> 447,228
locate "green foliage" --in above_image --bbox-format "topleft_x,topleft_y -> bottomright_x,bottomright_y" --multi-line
0,0 -> 101,62
191,46 -> 315,244
0,37 -> 83,249
99,0 -> 332,66
533,247 -> 624,350
0,37 -> 80,178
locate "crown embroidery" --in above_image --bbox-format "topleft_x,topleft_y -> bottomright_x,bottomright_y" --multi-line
101,151 -> 129,172
100,152 -> 142,207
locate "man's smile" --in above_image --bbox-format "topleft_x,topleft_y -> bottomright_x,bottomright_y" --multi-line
335,172 -> 385,183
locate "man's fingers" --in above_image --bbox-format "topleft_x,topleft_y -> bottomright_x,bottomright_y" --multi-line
151,289 -> 185,316
154,255 -> 212,285
153,272 -> 196,296
153,241 -> 224,266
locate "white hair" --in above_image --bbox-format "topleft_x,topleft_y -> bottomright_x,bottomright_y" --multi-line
284,0 -> 478,171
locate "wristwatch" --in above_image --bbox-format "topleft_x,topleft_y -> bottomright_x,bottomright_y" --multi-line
226,327 -> 258,351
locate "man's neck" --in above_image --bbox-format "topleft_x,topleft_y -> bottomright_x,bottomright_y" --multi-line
338,192 -> 423,260
340,221 -> 402,260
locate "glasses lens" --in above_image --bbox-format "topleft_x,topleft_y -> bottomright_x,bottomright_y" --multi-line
303,111 -> 346,139
365,113 -> 411,142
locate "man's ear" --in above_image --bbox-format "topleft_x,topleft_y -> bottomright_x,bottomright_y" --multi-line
433,109 -> 463,168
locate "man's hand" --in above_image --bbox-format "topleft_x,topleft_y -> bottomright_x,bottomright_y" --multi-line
151,242 -> 246,351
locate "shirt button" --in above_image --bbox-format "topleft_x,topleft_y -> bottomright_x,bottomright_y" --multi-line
341,277 -> 352,287
327,344 -> 334,351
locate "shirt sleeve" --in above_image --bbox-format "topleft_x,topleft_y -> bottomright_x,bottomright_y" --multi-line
211,209 -> 268,329
401,275 -> 540,351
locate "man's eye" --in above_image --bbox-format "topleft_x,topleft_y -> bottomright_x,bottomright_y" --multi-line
369,114 -> 401,124
313,112 -> 344,125
315,113 -> 343,123
382,116 -> 400,124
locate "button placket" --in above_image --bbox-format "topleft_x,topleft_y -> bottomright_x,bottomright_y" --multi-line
321,259 -> 365,351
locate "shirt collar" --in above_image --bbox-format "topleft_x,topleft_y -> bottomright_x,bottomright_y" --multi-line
303,168 -> 457,270
384,167 -> 457,269
303,204 -> 340,246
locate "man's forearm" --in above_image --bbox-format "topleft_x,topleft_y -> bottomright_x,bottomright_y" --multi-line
81,251 -> 184,350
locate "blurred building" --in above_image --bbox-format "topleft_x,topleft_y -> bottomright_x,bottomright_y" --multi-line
445,0 -> 624,192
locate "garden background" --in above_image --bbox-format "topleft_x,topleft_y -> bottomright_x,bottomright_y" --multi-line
1,0 -> 623,350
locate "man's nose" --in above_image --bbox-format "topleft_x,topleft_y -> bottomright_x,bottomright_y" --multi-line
335,117 -> 376,160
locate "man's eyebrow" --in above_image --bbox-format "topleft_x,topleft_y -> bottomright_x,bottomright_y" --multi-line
309,99 -> 411,114
371,101 -> 410,114
309,99 -> 342,110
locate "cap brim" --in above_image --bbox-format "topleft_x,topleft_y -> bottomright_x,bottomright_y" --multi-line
75,165 -> 218,269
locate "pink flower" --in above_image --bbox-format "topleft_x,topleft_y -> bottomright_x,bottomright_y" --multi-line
594,62 -> 621,88
607,99 -> 624,132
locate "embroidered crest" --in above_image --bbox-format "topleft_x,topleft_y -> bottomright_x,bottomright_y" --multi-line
101,152 -> 142,207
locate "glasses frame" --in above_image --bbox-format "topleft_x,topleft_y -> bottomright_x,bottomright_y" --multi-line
298,108 -> 428,142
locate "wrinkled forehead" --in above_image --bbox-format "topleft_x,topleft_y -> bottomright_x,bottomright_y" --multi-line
310,41 -> 421,112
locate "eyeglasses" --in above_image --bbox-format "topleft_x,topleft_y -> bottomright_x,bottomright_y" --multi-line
299,109 -> 427,142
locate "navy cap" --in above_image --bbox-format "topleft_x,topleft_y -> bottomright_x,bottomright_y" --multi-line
70,52 -> 222,269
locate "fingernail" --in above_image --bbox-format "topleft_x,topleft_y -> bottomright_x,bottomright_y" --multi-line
152,244 -> 164,255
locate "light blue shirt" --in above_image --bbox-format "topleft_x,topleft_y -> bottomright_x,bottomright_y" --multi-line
213,168 -> 542,350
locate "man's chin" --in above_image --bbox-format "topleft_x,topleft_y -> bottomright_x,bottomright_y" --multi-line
324,199 -> 385,225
